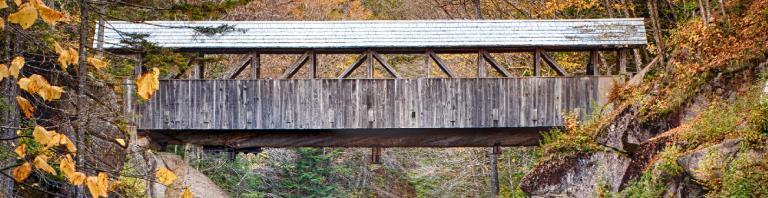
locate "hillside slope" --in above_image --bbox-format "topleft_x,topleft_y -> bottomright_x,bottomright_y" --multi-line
520,0 -> 768,196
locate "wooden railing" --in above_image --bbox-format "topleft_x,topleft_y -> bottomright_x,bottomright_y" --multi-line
136,76 -> 620,131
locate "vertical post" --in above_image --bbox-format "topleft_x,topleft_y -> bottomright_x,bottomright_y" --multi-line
533,49 -> 542,76
489,145 -> 501,197
309,51 -> 317,79
367,50 -> 374,78
194,53 -> 205,79
96,3 -> 106,57
478,50 -> 486,78
250,52 -> 260,79
587,51 -> 599,76
424,50 -> 431,78
371,147 -> 382,164
134,54 -> 143,77
227,147 -> 237,162
617,49 -> 628,75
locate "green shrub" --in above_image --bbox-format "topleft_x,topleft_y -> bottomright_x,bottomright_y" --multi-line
613,146 -> 683,197
274,148 -> 342,198
717,152 -> 768,197
195,153 -> 266,197
540,105 -> 607,159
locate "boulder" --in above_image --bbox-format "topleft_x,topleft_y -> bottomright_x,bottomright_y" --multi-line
152,152 -> 229,198
521,152 -> 630,197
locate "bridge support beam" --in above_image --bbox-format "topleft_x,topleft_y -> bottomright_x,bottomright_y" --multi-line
587,51 -> 599,75
371,147 -> 382,164
251,52 -> 260,79
533,49 -> 542,76
146,128 -> 544,147
617,49 -> 628,75
489,145 -> 501,197
193,53 -> 205,79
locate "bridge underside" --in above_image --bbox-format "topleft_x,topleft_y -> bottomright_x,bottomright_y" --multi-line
142,127 -> 549,147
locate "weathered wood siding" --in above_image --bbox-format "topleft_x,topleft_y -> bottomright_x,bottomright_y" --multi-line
137,77 -> 619,130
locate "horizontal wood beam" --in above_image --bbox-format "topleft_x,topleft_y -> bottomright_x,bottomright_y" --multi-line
146,127 -> 546,147
108,46 -> 645,55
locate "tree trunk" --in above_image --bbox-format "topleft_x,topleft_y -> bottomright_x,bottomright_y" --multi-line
473,0 -> 483,19
647,0 -> 666,66
75,0 -> 89,197
1,14 -> 18,197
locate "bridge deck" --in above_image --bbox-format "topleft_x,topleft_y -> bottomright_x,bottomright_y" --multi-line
137,77 -> 620,147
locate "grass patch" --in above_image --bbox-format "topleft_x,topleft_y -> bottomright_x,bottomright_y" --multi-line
539,105 -> 609,159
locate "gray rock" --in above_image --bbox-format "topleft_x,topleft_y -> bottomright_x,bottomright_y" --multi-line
676,139 -> 742,183
153,152 -> 229,198
521,152 -> 630,197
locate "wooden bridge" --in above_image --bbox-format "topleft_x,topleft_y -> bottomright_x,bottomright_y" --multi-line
99,19 -> 646,148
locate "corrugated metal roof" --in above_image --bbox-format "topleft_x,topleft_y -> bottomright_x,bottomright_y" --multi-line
96,18 -> 647,52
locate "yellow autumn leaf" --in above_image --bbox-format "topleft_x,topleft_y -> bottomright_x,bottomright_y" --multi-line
10,56 -> 24,78
17,78 -> 30,92
136,68 -> 160,100
180,187 -> 193,198
38,85 -> 64,101
155,167 -> 177,186
60,154 -> 75,177
14,144 -> 26,158
26,74 -> 50,93
13,0 -> 21,7
8,3 -> 38,29
12,162 -> 32,182
34,155 -> 57,175
36,3 -> 65,26
60,134 -> 77,153
0,0 -> 7,9
54,42 -> 70,70
68,48 -> 78,65
86,172 -> 109,198
0,64 -> 8,81
32,125 -> 54,147
0,18 -> 4,31
87,57 -> 109,69
108,180 -> 120,192
69,172 -> 86,185
30,0 -> 44,7
53,45 -> 78,71
115,138 -> 126,147
15,96 -> 34,118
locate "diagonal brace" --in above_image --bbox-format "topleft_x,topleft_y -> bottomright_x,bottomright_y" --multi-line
280,51 -> 312,79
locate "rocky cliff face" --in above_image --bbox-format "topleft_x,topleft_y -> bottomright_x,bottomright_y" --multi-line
520,60 -> 768,197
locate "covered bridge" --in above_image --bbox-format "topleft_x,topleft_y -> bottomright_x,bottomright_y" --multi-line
99,18 -> 647,149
